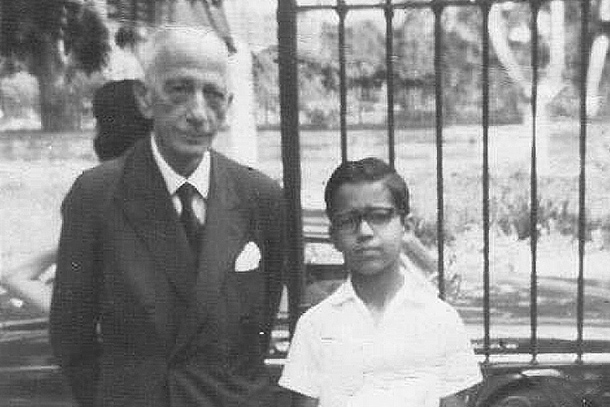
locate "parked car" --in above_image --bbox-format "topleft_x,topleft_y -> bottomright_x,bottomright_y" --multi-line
2,274 -> 610,407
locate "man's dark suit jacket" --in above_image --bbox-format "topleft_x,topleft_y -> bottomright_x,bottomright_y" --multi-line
50,139 -> 286,407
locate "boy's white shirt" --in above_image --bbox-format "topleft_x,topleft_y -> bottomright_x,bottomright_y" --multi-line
279,263 -> 482,407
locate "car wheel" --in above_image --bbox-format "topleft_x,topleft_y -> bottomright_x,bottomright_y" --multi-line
490,388 -> 556,407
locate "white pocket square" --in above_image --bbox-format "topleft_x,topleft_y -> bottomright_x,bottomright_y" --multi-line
234,241 -> 261,272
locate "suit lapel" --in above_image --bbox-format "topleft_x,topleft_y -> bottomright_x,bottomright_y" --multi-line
116,141 -> 196,304
172,151 -> 249,356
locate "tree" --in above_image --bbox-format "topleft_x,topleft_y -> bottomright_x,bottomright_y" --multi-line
317,20 -> 386,124
394,9 -> 436,124
253,46 -> 280,126
0,0 -> 237,131
0,0 -> 110,131
347,20 -> 385,123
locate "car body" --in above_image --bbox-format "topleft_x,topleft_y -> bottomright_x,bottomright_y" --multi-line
2,282 -> 610,407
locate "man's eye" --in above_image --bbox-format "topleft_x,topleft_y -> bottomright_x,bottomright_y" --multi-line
169,84 -> 191,94
203,87 -> 226,102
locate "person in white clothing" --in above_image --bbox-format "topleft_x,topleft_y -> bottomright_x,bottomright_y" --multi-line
279,157 -> 482,407
103,25 -> 147,81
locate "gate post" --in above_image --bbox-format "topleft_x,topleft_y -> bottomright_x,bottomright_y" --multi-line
278,0 -> 305,334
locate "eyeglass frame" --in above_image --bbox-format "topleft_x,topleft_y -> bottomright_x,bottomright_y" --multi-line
329,206 -> 406,234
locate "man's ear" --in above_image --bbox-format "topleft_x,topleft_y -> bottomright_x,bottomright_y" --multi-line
132,80 -> 153,119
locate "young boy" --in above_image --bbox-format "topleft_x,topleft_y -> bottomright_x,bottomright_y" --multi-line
279,157 -> 482,407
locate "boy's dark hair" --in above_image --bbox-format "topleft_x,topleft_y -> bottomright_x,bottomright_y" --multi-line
324,157 -> 410,217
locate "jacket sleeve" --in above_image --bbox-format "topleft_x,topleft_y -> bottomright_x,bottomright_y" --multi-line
50,173 -> 102,406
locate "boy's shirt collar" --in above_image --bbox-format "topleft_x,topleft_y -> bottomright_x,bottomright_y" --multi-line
328,263 -> 437,308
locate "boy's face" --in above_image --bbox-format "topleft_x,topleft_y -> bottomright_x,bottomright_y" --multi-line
329,180 -> 405,278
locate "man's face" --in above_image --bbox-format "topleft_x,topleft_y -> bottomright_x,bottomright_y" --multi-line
143,33 -> 230,173
329,180 -> 405,278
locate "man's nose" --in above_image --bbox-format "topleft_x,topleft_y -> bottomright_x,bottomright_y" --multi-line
186,92 -> 212,124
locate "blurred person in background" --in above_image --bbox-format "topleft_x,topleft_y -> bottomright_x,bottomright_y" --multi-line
92,78 -> 153,160
103,24 -> 147,81
0,79 -> 152,314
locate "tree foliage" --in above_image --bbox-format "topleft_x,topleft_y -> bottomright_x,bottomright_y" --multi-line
0,0 -> 111,130
0,0 -> 110,76
276,1 -> 595,127
253,46 -> 280,124
0,0 -> 238,130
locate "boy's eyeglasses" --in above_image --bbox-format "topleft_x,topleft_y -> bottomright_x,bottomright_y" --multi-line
330,207 -> 403,233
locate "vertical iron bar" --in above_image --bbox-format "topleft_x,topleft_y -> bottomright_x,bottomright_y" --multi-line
529,1 -> 540,363
481,1 -> 492,365
385,0 -> 396,168
337,0 -> 348,163
168,0 -> 175,23
433,1 -> 445,299
278,0 -> 305,334
131,0 -> 138,23
576,0 -> 591,363
147,0 -> 155,25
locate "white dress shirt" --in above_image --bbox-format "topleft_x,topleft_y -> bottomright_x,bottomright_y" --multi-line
150,136 -> 209,224
279,265 -> 482,407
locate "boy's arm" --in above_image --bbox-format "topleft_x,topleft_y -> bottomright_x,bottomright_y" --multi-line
0,249 -> 57,313
439,306 -> 482,406
2,273 -> 53,313
291,392 -> 319,407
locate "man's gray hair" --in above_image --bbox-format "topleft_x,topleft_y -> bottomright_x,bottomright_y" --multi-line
136,25 -> 230,86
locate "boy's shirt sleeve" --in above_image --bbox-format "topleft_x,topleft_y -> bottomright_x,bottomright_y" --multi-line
439,305 -> 483,398
278,313 -> 321,399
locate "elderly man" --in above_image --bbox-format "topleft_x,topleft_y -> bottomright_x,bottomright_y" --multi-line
50,27 -> 285,407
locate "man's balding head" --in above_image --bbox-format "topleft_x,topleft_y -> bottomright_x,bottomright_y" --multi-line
134,25 -> 232,177
139,26 -> 229,88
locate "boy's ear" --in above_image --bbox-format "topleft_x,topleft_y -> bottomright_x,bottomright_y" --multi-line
401,213 -> 415,233
132,80 -> 153,119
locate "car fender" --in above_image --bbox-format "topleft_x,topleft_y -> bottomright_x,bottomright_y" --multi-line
473,368 -> 596,407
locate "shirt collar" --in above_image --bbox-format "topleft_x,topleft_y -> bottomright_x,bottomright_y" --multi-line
328,262 -> 437,307
150,135 -> 210,198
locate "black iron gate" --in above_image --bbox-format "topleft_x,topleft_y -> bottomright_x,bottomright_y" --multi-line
277,0 -> 598,368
